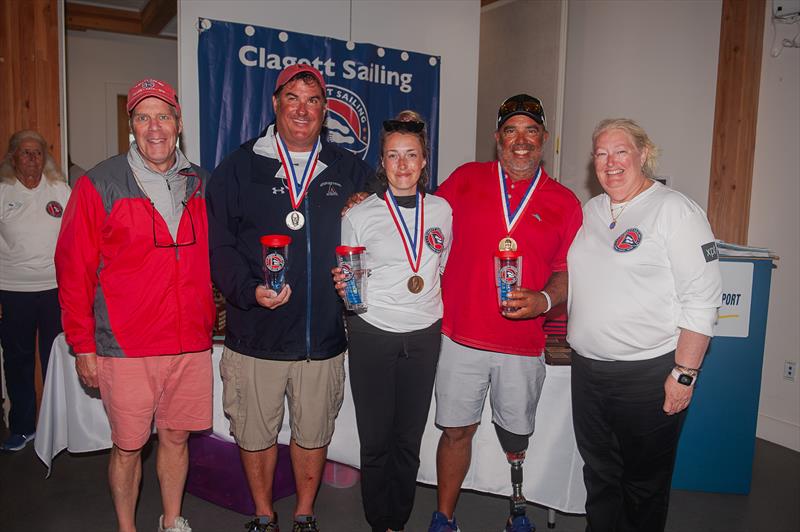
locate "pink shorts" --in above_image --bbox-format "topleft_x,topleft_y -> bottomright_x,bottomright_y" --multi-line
97,350 -> 212,450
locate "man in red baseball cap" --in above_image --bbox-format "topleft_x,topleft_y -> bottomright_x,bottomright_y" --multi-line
273,64 -> 326,96
55,78 -> 213,532
207,64 -> 374,532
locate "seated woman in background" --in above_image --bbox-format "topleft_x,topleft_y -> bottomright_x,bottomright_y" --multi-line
0,130 -> 71,451
334,110 -> 452,532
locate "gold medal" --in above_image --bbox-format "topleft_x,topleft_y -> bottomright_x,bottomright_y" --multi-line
407,275 -> 424,294
498,236 -> 518,252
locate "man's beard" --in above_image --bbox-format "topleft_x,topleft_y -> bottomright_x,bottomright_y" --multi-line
497,141 -> 540,177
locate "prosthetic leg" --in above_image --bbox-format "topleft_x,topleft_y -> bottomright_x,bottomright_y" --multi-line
495,424 -> 535,532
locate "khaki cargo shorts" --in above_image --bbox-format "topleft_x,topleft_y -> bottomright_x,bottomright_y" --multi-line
219,347 -> 345,451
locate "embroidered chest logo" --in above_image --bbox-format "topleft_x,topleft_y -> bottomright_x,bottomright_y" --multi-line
46,201 -> 64,218
613,228 -> 643,252
272,186 -> 286,195
319,181 -> 341,197
425,227 -> 445,253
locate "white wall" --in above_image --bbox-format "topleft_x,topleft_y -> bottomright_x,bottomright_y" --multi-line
562,0 -> 799,451
66,30 -> 177,170
477,0 -> 563,169
749,4 -> 800,451
177,0 -> 480,179
561,0 -> 721,205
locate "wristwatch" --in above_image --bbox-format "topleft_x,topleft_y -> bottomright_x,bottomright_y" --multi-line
671,366 -> 698,386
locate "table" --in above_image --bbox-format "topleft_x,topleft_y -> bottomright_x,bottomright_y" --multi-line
36,334 -> 586,513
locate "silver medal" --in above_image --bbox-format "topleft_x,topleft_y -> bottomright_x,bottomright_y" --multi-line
285,210 -> 305,230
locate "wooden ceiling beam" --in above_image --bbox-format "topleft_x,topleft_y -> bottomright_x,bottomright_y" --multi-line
65,2 -> 141,35
141,0 -> 176,35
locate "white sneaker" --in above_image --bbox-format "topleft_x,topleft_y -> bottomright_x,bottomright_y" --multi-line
158,515 -> 192,532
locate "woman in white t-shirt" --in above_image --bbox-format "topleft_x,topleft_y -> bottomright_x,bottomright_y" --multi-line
0,130 -> 71,451
567,118 -> 722,532
334,111 -> 452,532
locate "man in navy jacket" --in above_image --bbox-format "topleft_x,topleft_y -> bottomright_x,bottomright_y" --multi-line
206,65 -> 373,532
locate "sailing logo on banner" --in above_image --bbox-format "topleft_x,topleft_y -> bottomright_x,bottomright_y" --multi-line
326,85 -> 370,159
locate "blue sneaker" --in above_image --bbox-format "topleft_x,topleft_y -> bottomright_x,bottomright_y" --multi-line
0,432 -> 35,452
428,511 -> 460,532
504,514 -> 535,532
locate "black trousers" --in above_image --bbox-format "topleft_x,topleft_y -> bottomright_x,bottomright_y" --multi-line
0,289 -> 62,435
346,316 -> 442,532
571,351 -> 685,532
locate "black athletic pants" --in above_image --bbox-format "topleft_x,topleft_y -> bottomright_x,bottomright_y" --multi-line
0,289 -> 62,435
571,351 -> 686,532
346,316 -> 442,532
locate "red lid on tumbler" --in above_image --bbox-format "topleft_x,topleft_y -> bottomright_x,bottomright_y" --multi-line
336,245 -> 366,255
496,250 -> 521,259
260,234 -> 292,247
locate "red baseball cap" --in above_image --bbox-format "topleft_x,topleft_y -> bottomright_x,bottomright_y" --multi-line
273,64 -> 326,95
127,78 -> 181,115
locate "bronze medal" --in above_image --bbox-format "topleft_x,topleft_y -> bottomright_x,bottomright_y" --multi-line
498,236 -> 518,252
407,275 -> 424,294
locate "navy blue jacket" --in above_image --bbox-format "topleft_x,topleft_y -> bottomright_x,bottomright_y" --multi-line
207,130 -> 374,360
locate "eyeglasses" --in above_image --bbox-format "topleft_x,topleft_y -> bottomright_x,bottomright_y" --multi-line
152,200 -> 196,248
383,120 -> 425,133
497,95 -> 546,128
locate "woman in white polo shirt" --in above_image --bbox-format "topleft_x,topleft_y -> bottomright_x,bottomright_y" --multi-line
335,111 -> 452,532
567,118 -> 722,532
0,130 -> 71,452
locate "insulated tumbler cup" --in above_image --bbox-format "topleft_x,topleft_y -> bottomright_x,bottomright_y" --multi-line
260,234 -> 292,293
336,245 -> 368,311
495,250 -> 522,312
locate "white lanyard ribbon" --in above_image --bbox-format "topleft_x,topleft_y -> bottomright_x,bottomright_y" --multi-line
384,188 -> 424,274
497,162 -> 541,235
275,132 -> 321,210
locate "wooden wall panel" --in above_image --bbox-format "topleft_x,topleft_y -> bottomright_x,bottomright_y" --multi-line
0,0 -> 61,166
707,0 -> 765,244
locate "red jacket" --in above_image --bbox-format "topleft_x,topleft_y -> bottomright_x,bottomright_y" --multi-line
55,154 -> 215,357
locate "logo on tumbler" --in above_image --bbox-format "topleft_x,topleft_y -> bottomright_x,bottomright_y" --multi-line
265,252 -> 285,272
613,228 -> 643,253
499,265 -> 519,285
425,227 -> 445,253
340,263 -> 354,282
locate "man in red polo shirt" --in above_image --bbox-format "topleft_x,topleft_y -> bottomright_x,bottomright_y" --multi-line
428,95 -> 582,532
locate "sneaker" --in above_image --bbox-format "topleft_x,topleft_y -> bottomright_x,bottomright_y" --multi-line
0,432 -> 35,452
158,515 -> 192,532
504,514 -> 535,532
292,515 -> 319,532
428,511 -> 460,532
245,515 -> 279,532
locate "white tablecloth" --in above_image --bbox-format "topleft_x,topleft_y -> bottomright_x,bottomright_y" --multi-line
36,334 -> 586,513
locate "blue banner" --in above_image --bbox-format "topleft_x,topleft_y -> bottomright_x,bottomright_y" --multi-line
197,18 -> 442,187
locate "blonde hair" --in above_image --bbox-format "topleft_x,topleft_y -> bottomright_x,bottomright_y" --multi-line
0,129 -> 66,184
592,118 -> 660,178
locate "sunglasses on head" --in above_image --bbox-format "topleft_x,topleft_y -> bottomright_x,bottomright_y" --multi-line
498,95 -> 544,122
383,120 -> 425,133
